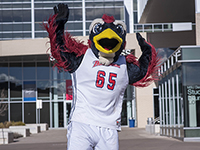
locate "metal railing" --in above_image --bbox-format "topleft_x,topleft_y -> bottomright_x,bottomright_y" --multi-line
134,23 -> 195,33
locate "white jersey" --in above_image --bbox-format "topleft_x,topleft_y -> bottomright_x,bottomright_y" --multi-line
70,48 -> 129,130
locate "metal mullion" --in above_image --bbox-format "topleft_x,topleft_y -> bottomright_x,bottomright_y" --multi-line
162,83 -> 165,126
168,79 -> 172,127
176,73 -> 181,138
36,61 -> 38,124
172,77 -> 176,127
176,74 -> 180,126
22,61 -> 24,123
31,0 -> 35,39
165,81 -> 168,126
159,85 -> 162,128
8,63 -> 11,122
82,0 -> 86,36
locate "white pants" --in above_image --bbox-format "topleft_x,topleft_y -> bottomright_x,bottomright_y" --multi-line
67,121 -> 119,150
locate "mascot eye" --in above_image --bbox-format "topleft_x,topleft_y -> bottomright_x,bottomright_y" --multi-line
116,24 -> 124,35
93,23 -> 103,34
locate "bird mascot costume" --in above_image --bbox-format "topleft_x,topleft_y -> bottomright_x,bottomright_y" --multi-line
44,3 -> 160,150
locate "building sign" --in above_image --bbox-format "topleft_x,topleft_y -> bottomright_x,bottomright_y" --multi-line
187,85 -> 200,101
24,81 -> 36,101
66,80 -> 73,100
187,85 -> 200,127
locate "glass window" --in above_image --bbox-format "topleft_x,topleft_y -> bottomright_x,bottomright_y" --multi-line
35,9 -> 53,22
35,32 -> 47,38
22,10 -> 31,22
115,1 -> 124,6
0,86 -> 8,101
23,62 -> 36,80
13,10 -> 23,22
10,103 -> 22,122
40,102 -> 50,125
69,31 -> 83,36
10,63 -> 22,80
133,0 -> 137,10
183,63 -> 200,86
37,81 -> 50,100
35,23 -> 43,31
2,33 -> 12,39
86,22 -> 92,30
86,2 -> 94,7
2,10 -> 12,22
13,24 -> 23,31
66,22 -> 82,30
86,8 -> 97,20
154,24 -> 162,31
2,24 -> 13,31
114,8 -> 124,20
121,100 -> 127,125
74,9 -> 82,21
0,63 -> 8,77
51,67 -> 65,80
51,80 -> 66,100
24,103 -> 36,123
13,33 -> 23,39
134,12 -> 138,24
10,81 -> 22,100
22,3 -> 31,8
0,105 -> 8,122
37,62 -> 50,80
23,33 -> 32,38
52,102 -> 64,127
2,4 -> 11,8
0,64 -> 8,100
73,2 -> 82,7
23,24 -> 31,31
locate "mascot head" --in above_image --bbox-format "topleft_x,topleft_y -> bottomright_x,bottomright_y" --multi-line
89,14 -> 126,65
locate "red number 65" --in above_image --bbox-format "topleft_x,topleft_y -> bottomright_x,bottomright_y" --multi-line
96,70 -> 117,90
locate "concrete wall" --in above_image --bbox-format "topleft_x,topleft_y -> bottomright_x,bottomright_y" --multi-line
0,36 -> 89,57
0,38 -> 49,56
147,31 -> 196,48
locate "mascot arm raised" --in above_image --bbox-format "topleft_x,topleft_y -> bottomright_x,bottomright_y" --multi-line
126,33 -> 160,87
44,3 -> 87,73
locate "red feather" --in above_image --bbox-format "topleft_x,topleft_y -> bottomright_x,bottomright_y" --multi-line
102,14 -> 115,23
43,14 -> 88,71
127,42 -> 161,87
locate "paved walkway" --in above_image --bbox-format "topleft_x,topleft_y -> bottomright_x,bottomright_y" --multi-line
1,127 -> 200,150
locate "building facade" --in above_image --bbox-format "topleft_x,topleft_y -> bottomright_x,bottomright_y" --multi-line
0,0 -> 133,40
0,33 -> 155,128
0,0 -> 157,129
138,0 -> 200,140
158,46 -> 200,141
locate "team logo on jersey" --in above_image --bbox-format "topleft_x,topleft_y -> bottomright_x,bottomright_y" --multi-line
92,60 -> 120,68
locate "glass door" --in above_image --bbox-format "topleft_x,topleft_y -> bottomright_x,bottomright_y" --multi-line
64,101 -> 72,128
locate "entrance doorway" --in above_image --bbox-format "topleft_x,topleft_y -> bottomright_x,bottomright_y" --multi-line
64,101 -> 72,128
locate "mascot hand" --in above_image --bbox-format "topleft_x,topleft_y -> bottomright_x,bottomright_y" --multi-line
54,3 -> 69,25
136,33 -> 151,52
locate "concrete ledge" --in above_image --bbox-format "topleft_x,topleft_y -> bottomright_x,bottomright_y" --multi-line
25,124 -> 41,134
146,124 -> 160,134
0,131 -> 14,144
26,123 -> 49,131
9,126 -> 30,137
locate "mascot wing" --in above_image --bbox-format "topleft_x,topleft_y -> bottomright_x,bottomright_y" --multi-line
43,3 -> 88,73
126,33 -> 160,87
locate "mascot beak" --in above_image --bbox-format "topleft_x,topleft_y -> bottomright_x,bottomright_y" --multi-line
93,28 -> 123,54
